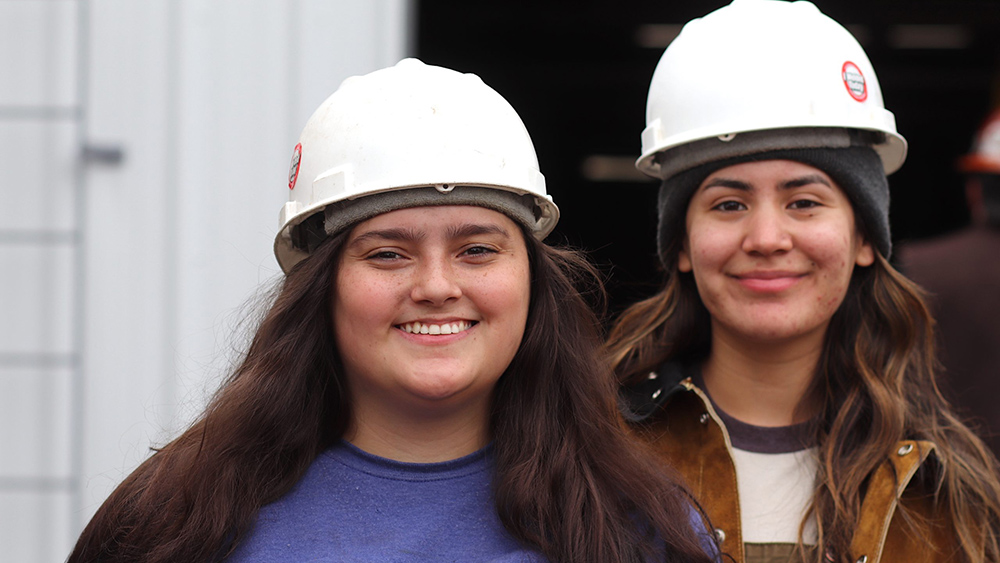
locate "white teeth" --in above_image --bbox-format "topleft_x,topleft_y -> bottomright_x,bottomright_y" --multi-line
400,321 -> 473,335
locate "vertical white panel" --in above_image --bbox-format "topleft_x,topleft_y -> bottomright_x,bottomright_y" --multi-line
0,1 -> 77,106
0,122 -> 77,231
0,6 -> 82,563
0,246 -> 74,354
80,0 -> 177,520
169,0 -> 296,432
0,368 -> 73,478
0,491 -> 73,563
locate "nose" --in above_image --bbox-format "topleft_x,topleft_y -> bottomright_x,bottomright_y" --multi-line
741,206 -> 792,256
410,256 -> 463,305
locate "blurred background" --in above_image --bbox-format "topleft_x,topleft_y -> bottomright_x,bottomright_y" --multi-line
3,0 -> 999,560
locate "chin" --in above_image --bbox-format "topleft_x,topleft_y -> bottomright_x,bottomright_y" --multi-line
403,371 -> 493,402
408,383 -> 471,402
738,320 -> 827,344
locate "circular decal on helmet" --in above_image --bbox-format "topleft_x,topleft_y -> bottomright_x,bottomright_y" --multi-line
288,143 -> 302,190
842,61 -> 867,102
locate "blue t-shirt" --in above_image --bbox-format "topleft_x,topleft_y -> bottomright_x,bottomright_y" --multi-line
226,441 -> 546,562
226,441 -> 718,562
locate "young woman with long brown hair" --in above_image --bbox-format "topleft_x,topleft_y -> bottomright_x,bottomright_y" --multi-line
607,2 -> 1000,563
68,59 -> 716,563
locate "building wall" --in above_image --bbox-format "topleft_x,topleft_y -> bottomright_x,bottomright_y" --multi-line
0,2 -> 412,560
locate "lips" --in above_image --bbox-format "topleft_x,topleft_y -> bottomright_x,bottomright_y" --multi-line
397,320 -> 476,335
732,270 -> 805,292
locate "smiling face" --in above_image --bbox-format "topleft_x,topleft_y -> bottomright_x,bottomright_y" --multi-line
679,159 -> 875,347
333,205 -> 531,423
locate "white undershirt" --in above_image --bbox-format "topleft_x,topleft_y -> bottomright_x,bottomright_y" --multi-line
695,371 -> 820,546
732,446 -> 819,544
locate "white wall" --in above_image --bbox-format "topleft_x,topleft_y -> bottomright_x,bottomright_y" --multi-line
0,1 -> 413,561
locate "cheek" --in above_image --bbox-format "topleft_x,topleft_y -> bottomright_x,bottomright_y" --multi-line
333,269 -> 400,335
477,263 -> 531,338
685,228 -> 730,273
805,226 -> 858,271
803,227 -> 859,306
682,232 -> 726,305
494,267 -> 531,317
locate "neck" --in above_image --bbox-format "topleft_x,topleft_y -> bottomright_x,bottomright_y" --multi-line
344,397 -> 490,463
701,323 -> 825,427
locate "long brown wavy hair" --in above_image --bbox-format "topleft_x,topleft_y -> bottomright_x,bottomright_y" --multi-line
68,224 -> 716,563
606,247 -> 1000,562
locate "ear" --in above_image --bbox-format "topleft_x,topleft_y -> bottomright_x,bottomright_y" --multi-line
678,242 -> 693,272
855,236 -> 875,267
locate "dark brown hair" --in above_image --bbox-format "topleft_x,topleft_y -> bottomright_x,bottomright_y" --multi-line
69,226 -> 715,563
606,253 -> 1000,563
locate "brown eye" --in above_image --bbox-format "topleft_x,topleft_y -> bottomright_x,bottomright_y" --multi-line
367,250 -> 403,260
789,199 -> 821,210
713,200 -> 746,212
461,245 -> 498,257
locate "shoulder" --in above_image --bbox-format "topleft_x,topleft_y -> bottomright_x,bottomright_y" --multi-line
686,504 -> 724,562
855,441 -> 963,563
859,440 -> 939,525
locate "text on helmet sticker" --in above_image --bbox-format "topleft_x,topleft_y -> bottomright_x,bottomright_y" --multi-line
842,61 -> 867,102
288,143 -> 302,190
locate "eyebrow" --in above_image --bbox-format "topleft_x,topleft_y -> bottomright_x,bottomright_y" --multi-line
781,174 -> 832,190
446,222 -> 511,239
348,222 -> 512,247
349,227 -> 424,247
701,174 -> 833,191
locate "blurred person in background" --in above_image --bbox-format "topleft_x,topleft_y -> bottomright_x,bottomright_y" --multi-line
605,1 -> 1000,562
899,109 -> 1000,456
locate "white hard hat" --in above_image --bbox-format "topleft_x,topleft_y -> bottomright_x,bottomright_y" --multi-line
959,110 -> 1000,174
274,58 -> 559,273
637,0 -> 907,178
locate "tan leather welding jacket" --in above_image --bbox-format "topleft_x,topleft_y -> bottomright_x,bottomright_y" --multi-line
622,363 -> 961,563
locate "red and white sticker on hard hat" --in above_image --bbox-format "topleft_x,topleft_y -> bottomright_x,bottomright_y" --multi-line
288,143 -> 302,190
842,61 -> 867,102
